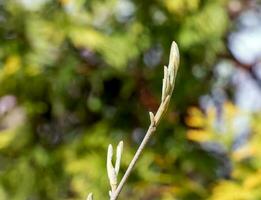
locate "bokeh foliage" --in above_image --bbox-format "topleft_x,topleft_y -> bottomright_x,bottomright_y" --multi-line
0,0 -> 260,199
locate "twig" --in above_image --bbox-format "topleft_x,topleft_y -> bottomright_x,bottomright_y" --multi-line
110,41 -> 180,200
86,41 -> 180,200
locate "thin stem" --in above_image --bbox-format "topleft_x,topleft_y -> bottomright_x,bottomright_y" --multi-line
110,96 -> 171,200
108,41 -> 179,200
110,125 -> 155,200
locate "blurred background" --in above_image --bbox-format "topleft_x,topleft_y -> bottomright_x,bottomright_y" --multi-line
0,0 -> 261,199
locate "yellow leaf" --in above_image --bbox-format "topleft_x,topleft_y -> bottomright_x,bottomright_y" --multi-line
69,28 -> 105,50
209,181 -> 251,200
244,170 -> 261,189
232,145 -> 254,161
3,55 -> 21,75
163,0 -> 199,15
185,115 -> 205,128
187,130 -> 211,142
164,0 -> 184,14
59,0 -> 71,5
0,128 -> 17,149
223,101 -> 238,119
186,107 -> 206,127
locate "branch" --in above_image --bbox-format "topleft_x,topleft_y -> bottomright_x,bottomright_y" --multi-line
86,41 -> 180,200
110,41 -> 180,200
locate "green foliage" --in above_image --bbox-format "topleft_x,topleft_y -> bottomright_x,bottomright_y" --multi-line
1,0 -> 260,199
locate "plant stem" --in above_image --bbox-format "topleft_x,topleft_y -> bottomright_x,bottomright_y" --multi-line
110,96 -> 171,200
109,41 -> 179,200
